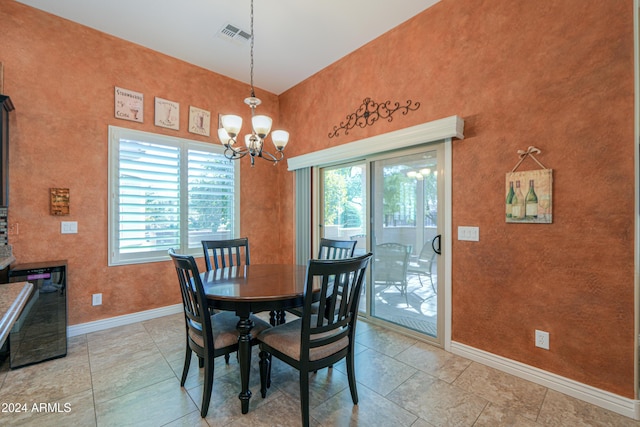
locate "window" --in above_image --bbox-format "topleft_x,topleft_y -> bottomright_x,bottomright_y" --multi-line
108,126 -> 239,265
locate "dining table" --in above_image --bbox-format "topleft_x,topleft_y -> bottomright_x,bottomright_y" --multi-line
200,263 -> 317,414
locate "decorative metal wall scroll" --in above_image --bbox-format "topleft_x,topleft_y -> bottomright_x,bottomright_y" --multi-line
328,98 -> 420,138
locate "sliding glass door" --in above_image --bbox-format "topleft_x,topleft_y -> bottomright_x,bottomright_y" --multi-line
319,144 -> 444,343
371,149 -> 441,339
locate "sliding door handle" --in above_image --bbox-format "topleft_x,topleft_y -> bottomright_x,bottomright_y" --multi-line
432,234 -> 441,255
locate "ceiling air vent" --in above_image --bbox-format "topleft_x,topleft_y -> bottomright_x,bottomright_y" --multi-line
218,23 -> 251,44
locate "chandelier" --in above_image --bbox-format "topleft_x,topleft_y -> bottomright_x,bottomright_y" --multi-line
406,168 -> 435,180
217,0 -> 289,166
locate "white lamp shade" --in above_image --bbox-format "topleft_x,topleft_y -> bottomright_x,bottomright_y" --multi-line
271,130 -> 289,151
218,128 -> 233,147
252,115 -> 272,138
221,115 -> 242,137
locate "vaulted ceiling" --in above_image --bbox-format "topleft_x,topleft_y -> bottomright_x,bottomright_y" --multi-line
16,0 -> 439,94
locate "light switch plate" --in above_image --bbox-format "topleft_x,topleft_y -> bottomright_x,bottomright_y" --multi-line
458,226 -> 479,241
61,221 -> 78,234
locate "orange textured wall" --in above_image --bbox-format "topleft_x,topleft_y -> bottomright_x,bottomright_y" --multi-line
279,0 -> 636,398
2,2 -> 291,325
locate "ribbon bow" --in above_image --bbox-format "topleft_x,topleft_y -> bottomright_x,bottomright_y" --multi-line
517,146 -> 541,159
512,146 -> 547,172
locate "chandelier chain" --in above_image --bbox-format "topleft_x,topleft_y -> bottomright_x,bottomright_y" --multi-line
249,0 -> 255,97
217,0 -> 289,166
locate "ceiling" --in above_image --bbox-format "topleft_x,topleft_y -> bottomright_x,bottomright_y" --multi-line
16,0 -> 439,94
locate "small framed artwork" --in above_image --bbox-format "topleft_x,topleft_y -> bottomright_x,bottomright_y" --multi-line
505,169 -> 553,223
114,87 -> 143,123
154,97 -> 179,130
188,106 -> 211,136
50,188 -> 70,216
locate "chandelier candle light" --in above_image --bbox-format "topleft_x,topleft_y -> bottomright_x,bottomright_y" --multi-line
217,0 -> 289,166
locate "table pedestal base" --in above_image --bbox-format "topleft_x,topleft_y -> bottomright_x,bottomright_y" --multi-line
236,316 -> 254,414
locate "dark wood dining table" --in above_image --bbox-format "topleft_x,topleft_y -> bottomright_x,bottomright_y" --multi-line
200,263 -> 315,414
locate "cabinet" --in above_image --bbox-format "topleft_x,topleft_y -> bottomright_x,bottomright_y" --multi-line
0,95 -> 13,207
8,261 -> 67,368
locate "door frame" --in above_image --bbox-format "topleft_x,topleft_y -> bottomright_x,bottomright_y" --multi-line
289,118 -> 462,350
313,141 -> 452,349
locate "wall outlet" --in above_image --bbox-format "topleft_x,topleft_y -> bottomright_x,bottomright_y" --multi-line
535,329 -> 549,350
92,293 -> 102,306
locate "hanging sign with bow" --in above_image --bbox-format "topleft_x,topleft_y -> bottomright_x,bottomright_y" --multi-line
505,146 -> 553,224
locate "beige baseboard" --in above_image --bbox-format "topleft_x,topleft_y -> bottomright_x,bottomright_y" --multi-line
67,304 -> 182,337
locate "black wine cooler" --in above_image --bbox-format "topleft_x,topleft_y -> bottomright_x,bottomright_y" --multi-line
7,260 -> 67,368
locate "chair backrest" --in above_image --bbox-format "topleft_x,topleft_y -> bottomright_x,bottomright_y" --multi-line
417,239 -> 436,268
318,238 -> 357,260
300,253 -> 372,362
202,238 -> 250,271
374,242 -> 410,283
169,249 -> 213,351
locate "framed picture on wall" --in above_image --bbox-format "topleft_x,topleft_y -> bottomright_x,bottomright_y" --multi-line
154,97 -> 179,130
114,87 -> 143,123
505,169 -> 553,223
188,106 -> 211,136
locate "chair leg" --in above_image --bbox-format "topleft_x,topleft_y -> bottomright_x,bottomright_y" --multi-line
200,356 -> 214,418
267,354 -> 272,388
198,356 -> 204,368
259,350 -> 270,398
346,348 -> 359,405
300,371 -> 310,427
224,353 -> 230,364
181,345 -> 192,387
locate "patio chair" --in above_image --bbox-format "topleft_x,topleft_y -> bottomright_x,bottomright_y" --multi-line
373,242 -> 411,305
407,239 -> 437,294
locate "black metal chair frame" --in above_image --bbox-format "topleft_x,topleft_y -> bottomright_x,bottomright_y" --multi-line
257,253 -> 372,427
202,238 -> 250,271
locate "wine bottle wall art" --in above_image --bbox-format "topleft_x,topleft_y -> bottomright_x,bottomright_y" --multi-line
505,169 -> 553,223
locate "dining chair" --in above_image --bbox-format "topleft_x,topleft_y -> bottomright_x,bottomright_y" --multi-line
202,238 -> 252,361
317,237 -> 357,260
201,237 -> 250,271
287,238 -> 358,318
373,242 -> 411,305
256,253 -> 373,427
168,249 -> 270,418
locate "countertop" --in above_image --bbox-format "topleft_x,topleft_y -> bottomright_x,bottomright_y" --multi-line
0,255 -> 15,270
0,281 -> 33,348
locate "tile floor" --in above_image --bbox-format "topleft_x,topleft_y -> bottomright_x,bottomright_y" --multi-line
0,312 -> 637,426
